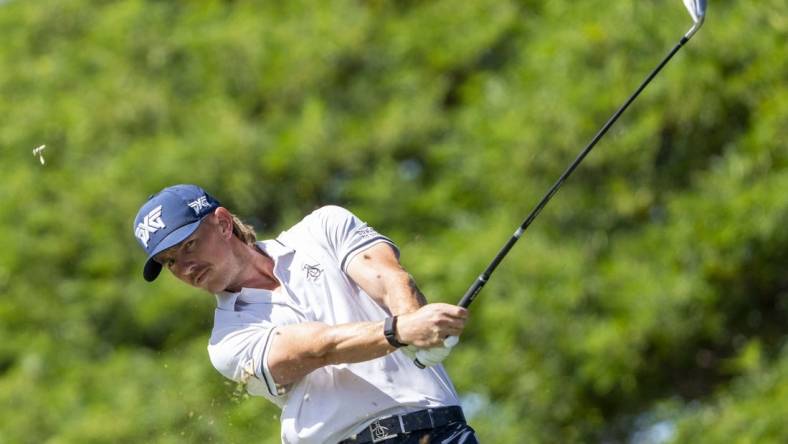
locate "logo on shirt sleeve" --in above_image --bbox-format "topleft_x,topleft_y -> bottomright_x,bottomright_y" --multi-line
355,226 -> 377,239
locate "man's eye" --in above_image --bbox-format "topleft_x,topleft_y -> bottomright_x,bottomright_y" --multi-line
185,239 -> 196,250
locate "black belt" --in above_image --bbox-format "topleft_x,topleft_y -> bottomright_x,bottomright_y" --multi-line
339,406 -> 466,444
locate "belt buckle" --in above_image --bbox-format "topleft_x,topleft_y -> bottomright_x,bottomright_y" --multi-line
369,417 -> 397,443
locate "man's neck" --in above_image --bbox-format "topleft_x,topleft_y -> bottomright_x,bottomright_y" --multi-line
224,242 -> 280,292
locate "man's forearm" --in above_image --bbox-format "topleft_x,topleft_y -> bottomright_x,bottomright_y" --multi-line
269,302 -> 467,385
383,273 -> 428,315
269,320 -> 395,385
320,321 -> 395,364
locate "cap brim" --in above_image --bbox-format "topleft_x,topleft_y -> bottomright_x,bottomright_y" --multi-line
143,259 -> 163,282
142,218 -> 205,282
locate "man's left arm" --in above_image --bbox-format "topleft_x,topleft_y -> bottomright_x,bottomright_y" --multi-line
346,241 -> 461,368
346,242 -> 427,316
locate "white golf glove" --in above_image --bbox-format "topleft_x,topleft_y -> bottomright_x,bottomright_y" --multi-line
402,336 -> 459,368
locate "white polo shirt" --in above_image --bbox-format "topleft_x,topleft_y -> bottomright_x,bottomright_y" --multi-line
207,205 -> 460,444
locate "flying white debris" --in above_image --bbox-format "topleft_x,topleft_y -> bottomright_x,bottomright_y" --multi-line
33,145 -> 46,165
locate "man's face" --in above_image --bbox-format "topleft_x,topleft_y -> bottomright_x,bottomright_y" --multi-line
153,214 -> 234,293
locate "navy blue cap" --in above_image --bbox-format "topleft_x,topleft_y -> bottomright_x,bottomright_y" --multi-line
133,184 -> 220,282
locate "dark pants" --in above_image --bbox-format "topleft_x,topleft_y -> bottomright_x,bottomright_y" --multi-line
372,422 -> 479,444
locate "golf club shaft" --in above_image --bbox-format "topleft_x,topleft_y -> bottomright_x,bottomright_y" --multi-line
458,35 -> 692,309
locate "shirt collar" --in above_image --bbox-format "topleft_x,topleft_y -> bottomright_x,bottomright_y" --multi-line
258,237 -> 295,258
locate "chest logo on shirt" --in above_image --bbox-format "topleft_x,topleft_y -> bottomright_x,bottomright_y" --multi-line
302,263 -> 324,282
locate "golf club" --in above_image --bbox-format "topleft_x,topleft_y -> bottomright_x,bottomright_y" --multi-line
457,0 -> 707,309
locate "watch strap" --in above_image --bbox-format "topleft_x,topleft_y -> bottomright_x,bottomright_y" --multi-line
384,316 -> 407,348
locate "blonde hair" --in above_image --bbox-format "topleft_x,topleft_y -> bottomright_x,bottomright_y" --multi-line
229,212 -> 257,245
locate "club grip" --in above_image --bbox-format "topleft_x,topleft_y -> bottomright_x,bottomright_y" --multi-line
458,277 -> 486,308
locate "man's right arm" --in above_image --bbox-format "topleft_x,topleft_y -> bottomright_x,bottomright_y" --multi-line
266,303 -> 468,386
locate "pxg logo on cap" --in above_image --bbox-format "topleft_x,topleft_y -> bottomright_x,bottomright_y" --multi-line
133,184 -> 220,282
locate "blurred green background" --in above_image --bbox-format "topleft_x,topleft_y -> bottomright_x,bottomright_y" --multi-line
1,0 -> 786,442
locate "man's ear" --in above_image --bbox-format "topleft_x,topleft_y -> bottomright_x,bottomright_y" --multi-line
214,207 -> 234,239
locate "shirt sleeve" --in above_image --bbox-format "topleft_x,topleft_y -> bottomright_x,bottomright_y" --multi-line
207,319 -> 287,402
307,205 -> 400,272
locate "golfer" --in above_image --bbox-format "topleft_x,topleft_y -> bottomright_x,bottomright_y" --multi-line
133,184 -> 478,444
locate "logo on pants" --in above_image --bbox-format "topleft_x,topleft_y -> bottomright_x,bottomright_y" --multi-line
370,419 -> 396,442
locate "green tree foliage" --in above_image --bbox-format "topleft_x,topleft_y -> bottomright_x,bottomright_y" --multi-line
0,0 -> 785,442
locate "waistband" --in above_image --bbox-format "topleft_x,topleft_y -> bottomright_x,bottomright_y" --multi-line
339,406 -> 466,444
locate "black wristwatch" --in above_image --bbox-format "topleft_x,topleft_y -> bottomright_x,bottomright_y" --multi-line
384,316 -> 407,348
